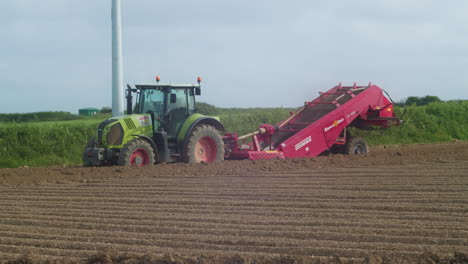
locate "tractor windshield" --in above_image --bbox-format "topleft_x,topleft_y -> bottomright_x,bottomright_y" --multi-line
138,89 -> 165,115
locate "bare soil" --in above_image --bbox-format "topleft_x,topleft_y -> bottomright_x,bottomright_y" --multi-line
0,142 -> 467,264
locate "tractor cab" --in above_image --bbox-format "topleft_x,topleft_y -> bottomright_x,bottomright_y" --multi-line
128,82 -> 201,138
127,84 -> 200,138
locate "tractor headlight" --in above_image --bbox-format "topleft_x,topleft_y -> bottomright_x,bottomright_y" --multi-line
97,119 -> 117,145
106,123 -> 124,146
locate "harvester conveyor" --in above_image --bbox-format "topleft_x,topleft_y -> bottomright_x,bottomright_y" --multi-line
223,83 -> 400,160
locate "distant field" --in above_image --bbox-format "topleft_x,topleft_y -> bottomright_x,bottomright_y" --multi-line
0,101 -> 467,168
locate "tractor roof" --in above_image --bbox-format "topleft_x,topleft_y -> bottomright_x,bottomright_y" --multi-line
135,83 -> 200,89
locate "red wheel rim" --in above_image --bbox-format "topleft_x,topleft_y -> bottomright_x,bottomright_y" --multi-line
130,148 -> 150,167
194,136 -> 217,163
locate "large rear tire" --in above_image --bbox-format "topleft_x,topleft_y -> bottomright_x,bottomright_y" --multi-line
344,136 -> 368,155
118,139 -> 155,166
183,125 -> 225,163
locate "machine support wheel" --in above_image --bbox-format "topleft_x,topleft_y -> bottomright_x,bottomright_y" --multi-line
330,144 -> 344,154
85,137 -> 98,148
83,138 -> 98,167
183,125 -> 225,163
118,139 -> 156,166
344,136 -> 369,155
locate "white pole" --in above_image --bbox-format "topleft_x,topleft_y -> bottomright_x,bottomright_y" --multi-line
111,0 -> 124,117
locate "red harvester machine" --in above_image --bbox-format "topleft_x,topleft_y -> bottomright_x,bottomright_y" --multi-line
223,83 -> 400,160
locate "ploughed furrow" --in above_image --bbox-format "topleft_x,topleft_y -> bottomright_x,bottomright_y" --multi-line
1,166 -> 466,196
0,227 -> 461,258
0,250 -> 82,263
2,192 -> 466,204
0,217 -> 466,250
1,191 -> 466,207
0,151 -> 467,260
0,203 -> 466,231
0,216 -> 466,243
1,191 -> 466,205
1,204 -> 466,228
1,177 -> 467,200
1,212 -> 466,243
0,201 -> 467,231
0,240 -> 421,261
1,195 -> 466,216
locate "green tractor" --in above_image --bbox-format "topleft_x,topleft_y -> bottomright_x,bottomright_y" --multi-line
83,77 -> 225,166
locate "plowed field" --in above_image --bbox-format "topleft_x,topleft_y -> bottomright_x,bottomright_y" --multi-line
0,142 -> 467,264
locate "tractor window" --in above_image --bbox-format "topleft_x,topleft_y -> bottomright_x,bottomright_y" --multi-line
139,89 -> 165,114
166,89 -> 187,113
166,89 -> 189,136
187,89 -> 195,113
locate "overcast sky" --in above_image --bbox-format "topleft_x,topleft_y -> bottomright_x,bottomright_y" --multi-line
0,0 -> 467,113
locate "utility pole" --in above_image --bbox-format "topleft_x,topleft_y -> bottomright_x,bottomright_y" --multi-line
111,0 -> 124,117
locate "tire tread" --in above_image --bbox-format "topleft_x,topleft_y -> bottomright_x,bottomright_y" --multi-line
183,125 -> 225,163
344,136 -> 369,155
118,139 -> 156,166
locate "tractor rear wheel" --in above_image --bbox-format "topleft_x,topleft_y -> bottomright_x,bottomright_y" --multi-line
183,125 -> 225,163
118,139 -> 155,166
344,136 -> 368,155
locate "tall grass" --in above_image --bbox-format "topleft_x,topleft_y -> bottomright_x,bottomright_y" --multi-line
352,101 -> 468,145
0,111 -> 111,123
0,120 -> 100,168
0,111 -> 83,123
0,101 -> 466,168
218,108 -> 294,136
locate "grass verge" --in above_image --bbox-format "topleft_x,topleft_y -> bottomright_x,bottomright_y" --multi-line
0,101 -> 466,168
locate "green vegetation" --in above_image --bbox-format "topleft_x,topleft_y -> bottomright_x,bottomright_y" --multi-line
0,99 -> 467,168
100,107 -> 112,114
404,95 -> 442,106
0,120 -> 101,168
0,111 -> 111,123
352,100 -> 468,146
0,111 -> 83,123
197,103 -> 295,136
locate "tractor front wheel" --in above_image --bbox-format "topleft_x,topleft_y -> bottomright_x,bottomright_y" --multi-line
183,125 -> 225,163
118,139 -> 155,166
344,136 -> 369,155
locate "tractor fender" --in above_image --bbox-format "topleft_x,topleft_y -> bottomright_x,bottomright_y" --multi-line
131,135 -> 159,161
177,114 -> 225,147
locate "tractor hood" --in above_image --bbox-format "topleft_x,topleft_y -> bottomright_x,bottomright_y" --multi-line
97,114 -> 154,148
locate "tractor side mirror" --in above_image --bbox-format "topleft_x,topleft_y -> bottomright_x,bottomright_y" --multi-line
170,94 -> 177,104
195,87 -> 201,96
